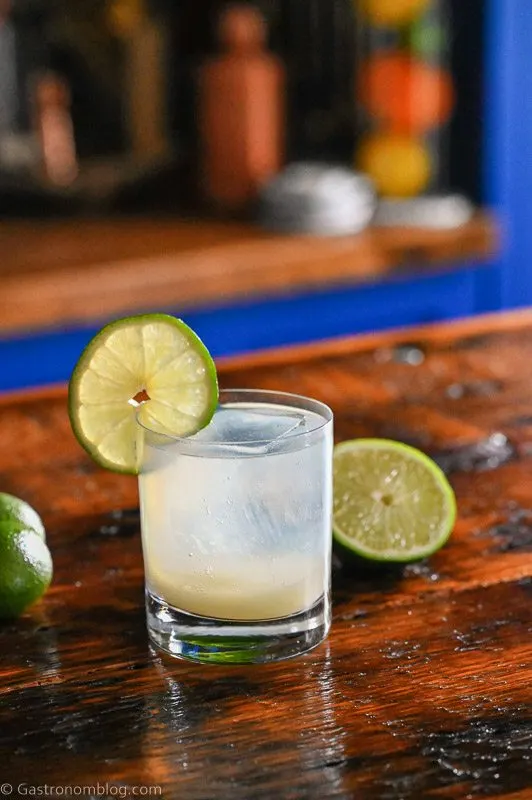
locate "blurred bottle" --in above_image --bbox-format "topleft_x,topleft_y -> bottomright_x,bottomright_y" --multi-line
0,0 -> 45,175
276,0 -> 356,163
0,1 -> 17,136
33,71 -> 78,187
108,0 -> 171,162
198,3 -> 285,211
354,0 -> 455,202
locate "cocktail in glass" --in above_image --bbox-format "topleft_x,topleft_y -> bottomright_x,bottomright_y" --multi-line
137,389 -> 333,664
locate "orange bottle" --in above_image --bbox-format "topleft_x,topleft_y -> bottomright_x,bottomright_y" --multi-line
198,4 -> 285,210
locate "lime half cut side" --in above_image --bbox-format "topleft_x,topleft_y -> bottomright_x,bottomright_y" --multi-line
69,314 -> 219,474
333,439 -> 456,563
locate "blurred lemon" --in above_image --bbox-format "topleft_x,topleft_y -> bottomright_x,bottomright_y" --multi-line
358,0 -> 430,27
356,132 -> 431,197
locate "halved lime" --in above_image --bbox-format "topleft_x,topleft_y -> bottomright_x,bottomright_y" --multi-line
69,314 -> 218,474
0,492 -> 45,540
333,439 -> 456,563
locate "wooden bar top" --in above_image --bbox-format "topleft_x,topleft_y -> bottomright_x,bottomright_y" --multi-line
1,310 -> 531,798
0,214 -> 496,335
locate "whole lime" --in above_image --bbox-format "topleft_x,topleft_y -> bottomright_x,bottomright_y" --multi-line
0,524 -> 53,619
0,492 -> 45,539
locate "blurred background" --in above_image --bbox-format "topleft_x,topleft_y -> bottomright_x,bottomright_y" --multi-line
0,0 -> 527,391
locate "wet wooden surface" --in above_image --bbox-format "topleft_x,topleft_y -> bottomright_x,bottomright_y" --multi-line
0,310 -> 531,799
0,214 -> 496,334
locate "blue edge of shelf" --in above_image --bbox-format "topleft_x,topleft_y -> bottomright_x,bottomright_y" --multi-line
2,0 -> 528,392
2,263 -> 496,392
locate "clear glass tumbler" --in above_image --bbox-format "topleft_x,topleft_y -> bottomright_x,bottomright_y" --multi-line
137,389 -> 333,664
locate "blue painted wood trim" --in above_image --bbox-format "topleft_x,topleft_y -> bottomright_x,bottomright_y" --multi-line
484,0 -> 532,309
1,265 -> 480,393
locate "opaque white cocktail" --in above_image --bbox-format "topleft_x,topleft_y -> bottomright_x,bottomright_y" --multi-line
138,390 -> 333,664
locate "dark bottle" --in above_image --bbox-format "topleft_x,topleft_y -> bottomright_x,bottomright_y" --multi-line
0,0 -> 49,174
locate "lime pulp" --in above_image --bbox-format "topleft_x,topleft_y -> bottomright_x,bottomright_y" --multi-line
333,439 -> 456,563
68,314 -> 219,474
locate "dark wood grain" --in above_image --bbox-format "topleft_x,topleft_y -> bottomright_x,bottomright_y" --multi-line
0,214 -> 496,335
1,311 -> 531,800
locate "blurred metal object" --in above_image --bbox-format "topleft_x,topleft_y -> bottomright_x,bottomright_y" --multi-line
374,193 -> 474,228
258,162 -> 376,235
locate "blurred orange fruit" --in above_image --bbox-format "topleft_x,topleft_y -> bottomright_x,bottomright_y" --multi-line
356,132 -> 431,197
357,0 -> 430,27
358,53 -> 455,134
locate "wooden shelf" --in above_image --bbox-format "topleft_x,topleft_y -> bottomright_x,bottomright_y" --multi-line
0,213 -> 497,336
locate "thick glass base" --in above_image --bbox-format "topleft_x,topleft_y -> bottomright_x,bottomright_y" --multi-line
146,589 -> 331,664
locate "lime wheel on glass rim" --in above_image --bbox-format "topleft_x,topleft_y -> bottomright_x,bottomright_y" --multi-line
68,314 -> 219,474
333,439 -> 456,563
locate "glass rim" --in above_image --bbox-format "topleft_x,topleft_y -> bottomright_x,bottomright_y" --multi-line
136,388 -> 333,452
